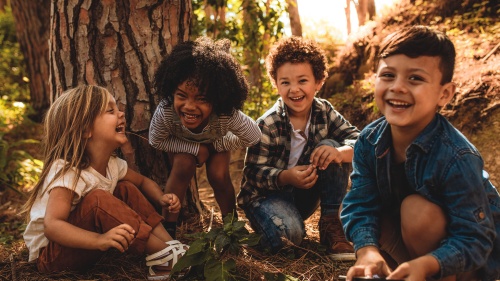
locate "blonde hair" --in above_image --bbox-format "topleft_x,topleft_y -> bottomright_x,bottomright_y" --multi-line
21,85 -> 111,220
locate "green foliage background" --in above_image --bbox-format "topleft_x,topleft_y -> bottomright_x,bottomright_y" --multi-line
0,7 -> 41,195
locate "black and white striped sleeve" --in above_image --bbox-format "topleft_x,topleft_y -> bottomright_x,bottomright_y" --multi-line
212,110 -> 261,152
149,101 -> 200,155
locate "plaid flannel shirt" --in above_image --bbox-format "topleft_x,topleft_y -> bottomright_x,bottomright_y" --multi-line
237,97 -> 360,208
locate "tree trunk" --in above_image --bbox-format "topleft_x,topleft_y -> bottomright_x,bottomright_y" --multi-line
49,0 -> 204,216
0,0 -> 6,12
367,0 -> 376,21
10,0 -> 51,118
345,0 -> 351,35
285,0 -> 302,37
203,0 -> 226,38
242,0 -> 261,89
354,0 -> 367,26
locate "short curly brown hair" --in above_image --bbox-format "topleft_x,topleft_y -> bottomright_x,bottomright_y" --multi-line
265,36 -> 328,87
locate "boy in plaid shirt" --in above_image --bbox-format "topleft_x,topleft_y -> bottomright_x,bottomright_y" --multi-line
237,37 -> 360,259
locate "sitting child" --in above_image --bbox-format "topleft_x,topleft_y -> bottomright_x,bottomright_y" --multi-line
238,36 -> 360,260
341,25 -> 500,281
22,85 -> 188,280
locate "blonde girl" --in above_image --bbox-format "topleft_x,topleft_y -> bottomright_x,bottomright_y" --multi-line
22,85 -> 188,280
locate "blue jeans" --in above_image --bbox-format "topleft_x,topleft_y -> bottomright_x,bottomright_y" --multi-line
243,141 -> 351,253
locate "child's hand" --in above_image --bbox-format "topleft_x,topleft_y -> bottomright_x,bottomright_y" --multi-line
387,256 -> 439,281
97,224 -> 135,252
197,144 -> 210,166
285,164 -> 318,189
160,193 -> 181,213
310,145 -> 343,170
345,246 -> 391,280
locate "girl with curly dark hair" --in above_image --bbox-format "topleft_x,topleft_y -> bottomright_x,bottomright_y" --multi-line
149,37 -> 261,238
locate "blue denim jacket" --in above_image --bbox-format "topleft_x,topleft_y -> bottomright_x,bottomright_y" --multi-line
341,114 -> 500,280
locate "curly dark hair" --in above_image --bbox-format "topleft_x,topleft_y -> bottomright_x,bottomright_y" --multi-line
265,36 -> 328,87
153,37 -> 249,115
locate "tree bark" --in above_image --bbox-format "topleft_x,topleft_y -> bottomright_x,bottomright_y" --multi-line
285,0 -> 302,37
49,0 -> 202,215
10,0 -> 51,118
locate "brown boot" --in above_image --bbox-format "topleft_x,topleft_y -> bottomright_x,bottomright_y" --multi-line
319,213 -> 356,261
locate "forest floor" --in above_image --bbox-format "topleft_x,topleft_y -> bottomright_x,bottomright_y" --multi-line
0,147 -> 354,281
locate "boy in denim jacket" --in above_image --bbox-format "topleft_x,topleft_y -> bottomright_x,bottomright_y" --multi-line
340,25 -> 500,281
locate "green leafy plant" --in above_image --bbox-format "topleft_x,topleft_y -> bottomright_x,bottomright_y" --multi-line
171,213 -> 261,280
0,99 -> 42,193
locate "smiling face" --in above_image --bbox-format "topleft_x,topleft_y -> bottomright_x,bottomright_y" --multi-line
375,54 -> 455,136
173,80 -> 213,133
276,62 -> 324,118
87,93 -> 128,151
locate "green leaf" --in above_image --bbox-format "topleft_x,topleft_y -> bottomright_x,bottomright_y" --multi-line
186,238 -> 209,255
214,233 -> 231,254
239,233 -> 261,247
222,212 -> 237,225
10,139 -> 39,148
231,221 -> 246,231
171,250 -> 209,274
0,139 -> 8,168
204,258 -> 236,281
206,228 -> 223,240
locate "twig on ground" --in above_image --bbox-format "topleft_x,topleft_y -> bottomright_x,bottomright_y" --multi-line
481,42 -> 500,63
10,254 -> 16,281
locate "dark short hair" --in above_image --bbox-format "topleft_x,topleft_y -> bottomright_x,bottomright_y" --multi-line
153,37 -> 249,115
378,25 -> 455,84
265,36 -> 328,87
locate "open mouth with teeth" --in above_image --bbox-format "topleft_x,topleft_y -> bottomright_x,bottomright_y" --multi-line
182,112 -> 200,122
115,124 -> 125,133
387,100 -> 412,109
289,96 -> 305,102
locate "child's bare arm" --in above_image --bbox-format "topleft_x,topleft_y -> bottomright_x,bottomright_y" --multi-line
121,168 -> 179,213
44,187 -> 135,252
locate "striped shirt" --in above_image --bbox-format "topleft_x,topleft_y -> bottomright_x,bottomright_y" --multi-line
149,99 -> 261,155
237,97 -> 360,207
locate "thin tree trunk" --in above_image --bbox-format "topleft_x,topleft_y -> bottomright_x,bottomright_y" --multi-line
0,0 -> 6,12
285,0 -> 302,37
50,0 -> 203,215
345,0 -> 351,35
10,0 -> 51,118
367,0 -> 376,21
242,0 -> 261,89
354,0 -> 367,26
203,0 -> 226,38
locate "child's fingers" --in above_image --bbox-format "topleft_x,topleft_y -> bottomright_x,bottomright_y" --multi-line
117,223 -> 136,235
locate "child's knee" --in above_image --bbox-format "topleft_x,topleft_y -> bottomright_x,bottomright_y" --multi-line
400,194 -> 446,235
171,153 -> 197,178
207,170 -> 231,190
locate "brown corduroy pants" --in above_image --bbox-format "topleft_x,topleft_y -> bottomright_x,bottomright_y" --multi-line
36,181 -> 163,273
